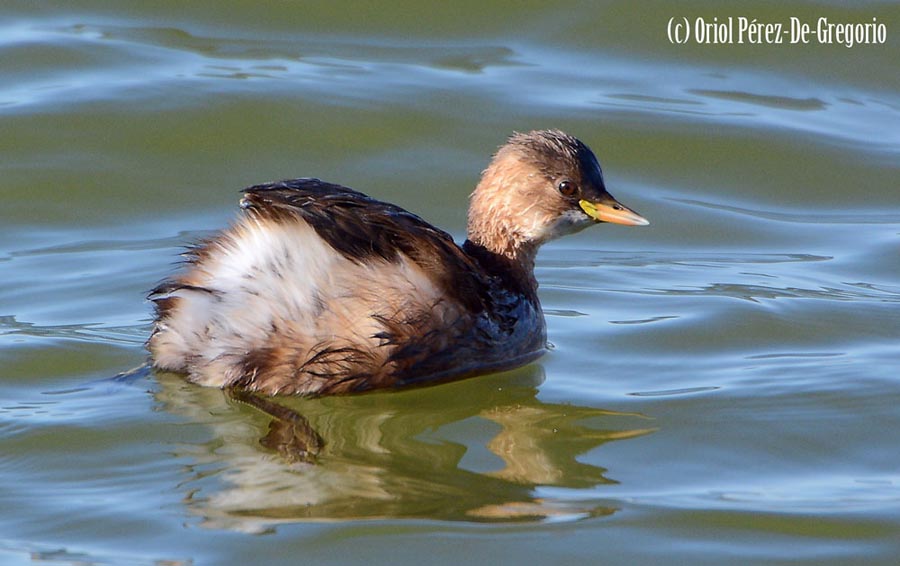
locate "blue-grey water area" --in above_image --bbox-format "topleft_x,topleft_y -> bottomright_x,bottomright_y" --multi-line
2,1 -> 899,564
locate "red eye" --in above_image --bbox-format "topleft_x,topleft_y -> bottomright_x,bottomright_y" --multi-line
558,181 -> 577,197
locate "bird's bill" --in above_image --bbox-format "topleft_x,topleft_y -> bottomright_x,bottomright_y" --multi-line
579,198 -> 649,226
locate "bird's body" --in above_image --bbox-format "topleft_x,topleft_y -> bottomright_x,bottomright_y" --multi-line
148,130 -> 647,396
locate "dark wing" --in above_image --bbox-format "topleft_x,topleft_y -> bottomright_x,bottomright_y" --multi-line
239,178 -> 490,314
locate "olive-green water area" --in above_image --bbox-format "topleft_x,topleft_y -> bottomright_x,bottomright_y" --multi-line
2,2 -> 899,565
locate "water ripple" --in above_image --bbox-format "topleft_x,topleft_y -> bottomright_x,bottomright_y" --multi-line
0,315 -> 148,346
0,21 -> 524,109
540,249 -> 833,269
688,89 -> 827,112
637,281 -> 900,304
675,198 -> 900,225
628,386 -> 720,397
1,19 -> 897,152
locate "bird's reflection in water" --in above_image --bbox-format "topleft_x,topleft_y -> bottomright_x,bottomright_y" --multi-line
154,366 -> 655,533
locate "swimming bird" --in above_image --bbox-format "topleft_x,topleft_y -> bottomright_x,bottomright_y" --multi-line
148,130 -> 648,396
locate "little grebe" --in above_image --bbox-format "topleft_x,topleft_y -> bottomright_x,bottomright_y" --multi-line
149,130 -> 648,395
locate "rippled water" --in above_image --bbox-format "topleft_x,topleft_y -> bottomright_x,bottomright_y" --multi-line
2,2 -> 899,565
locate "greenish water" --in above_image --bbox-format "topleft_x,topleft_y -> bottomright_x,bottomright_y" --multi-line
2,1 -> 899,564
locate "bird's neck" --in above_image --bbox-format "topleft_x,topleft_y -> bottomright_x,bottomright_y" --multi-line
462,238 -> 539,301
465,152 -> 546,298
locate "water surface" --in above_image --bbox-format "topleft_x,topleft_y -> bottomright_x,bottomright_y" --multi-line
2,1 -> 899,565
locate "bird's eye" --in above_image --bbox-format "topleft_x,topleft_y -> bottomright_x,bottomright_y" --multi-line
557,180 -> 578,197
